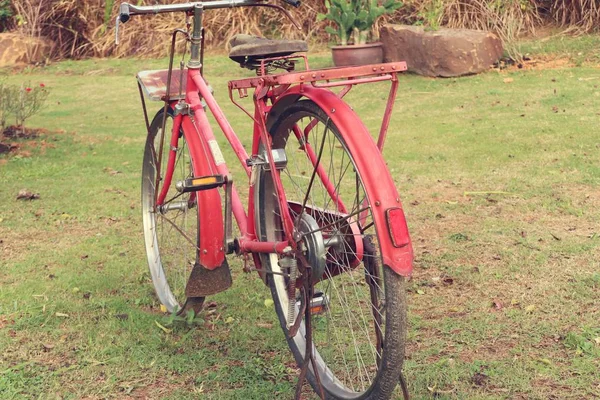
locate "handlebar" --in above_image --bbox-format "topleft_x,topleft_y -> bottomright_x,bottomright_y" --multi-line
118,0 -> 300,24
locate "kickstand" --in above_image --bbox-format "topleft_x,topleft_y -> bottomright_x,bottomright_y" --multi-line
294,267 -> 325,400
399,370 -> 410,400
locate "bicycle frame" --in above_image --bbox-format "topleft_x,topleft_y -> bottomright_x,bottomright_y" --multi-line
132,1 -> 413,279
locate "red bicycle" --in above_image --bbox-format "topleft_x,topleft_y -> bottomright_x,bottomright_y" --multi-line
117,1 -> 413,398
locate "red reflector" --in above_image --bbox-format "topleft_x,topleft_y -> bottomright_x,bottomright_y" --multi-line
386,207 -> 410,248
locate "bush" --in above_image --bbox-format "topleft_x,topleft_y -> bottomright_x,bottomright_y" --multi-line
0,80 -> 13,130
0,0 -> 13,32
0,81 -> 49,134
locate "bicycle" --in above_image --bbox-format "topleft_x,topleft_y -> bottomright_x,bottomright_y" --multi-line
116,1 -> 414,398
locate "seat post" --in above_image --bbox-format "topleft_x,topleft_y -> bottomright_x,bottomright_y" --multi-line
188,4 -> 204,70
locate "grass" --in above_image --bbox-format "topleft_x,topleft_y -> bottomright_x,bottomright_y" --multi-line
1,43 -> 600,399
519,31 -> 600,65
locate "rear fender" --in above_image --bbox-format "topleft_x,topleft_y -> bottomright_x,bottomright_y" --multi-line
267,86 -> 413,276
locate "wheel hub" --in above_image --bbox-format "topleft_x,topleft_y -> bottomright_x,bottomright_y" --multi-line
295,213 -> 326,283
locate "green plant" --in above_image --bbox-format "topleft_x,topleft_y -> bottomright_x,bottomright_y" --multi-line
161,308 -> 204,329
0,0 -> 13,32
564,329 -> 600,356
0,81 -> 15,132
14,82 -> 49,131
0,81 -> 47,135
415,0 -> 444,30
318,0 -> 355,45
319,0 -> 402,45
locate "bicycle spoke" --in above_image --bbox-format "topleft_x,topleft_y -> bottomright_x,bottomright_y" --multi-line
261,103 -> 389,392
142,108 -> 200,313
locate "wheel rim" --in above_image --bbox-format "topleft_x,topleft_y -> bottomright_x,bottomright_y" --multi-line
141,110 -> 199,313
258,103 -> 390,397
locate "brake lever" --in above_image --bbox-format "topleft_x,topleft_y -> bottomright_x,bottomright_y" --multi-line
115,3 -> 131,45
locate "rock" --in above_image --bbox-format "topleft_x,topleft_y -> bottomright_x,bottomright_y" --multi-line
0,33 -> 54,67
380,25 -> 503,77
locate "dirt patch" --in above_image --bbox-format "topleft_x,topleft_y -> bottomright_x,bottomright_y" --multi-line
0,141 -> 18,154
0,125 -> 63,156
495,55 -> 576,72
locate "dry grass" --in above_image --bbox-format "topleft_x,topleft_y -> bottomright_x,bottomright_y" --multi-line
95,0 -> 324,58
549,0 -> 600,33
11,0 -> 327,59
7,0 -> 600,60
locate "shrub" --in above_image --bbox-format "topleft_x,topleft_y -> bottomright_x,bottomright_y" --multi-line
0,81 -> 14,131
0,0 -> 13,32
0,82 -> 49,134
15,83 -> 49,129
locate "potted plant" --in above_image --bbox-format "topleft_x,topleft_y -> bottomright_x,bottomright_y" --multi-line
319,0 -> 402,66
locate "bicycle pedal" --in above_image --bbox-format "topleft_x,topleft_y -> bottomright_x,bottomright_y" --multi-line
176,175 -> 225,193
309,292 -> 329,315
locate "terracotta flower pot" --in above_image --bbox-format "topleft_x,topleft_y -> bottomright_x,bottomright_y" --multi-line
331,42 -> 384,67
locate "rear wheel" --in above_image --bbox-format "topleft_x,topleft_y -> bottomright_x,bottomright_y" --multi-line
255,100 -> 407,399
141,107 -> 204,314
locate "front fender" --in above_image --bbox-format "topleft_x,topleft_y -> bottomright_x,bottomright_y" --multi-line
268,86 -> 413,276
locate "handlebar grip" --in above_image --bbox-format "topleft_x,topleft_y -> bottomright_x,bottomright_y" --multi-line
281,0 -> 301,7
119,3 -> 130,23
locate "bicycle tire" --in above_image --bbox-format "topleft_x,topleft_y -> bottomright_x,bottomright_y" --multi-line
255,100 -> 407,399
141,107 -> 204,315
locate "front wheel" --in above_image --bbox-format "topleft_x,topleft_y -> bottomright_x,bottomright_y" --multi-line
141,107 -> 204,314
255,100 -> 407,399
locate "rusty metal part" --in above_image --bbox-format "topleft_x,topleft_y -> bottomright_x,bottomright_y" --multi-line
244,266 -> 289,278
185,259 -> 232,297
137,82 -> 151,135
288,201 -> 364,279
137,69 -> 188,102
377,76 -> 399,150
223,174 -> 235,254
278,256 -> 298,328
295,213 -> 326,284
229,60 -> 408,91
178,297 -> 205,316
293,265 -> 325,400
400,371 -> 410,400
149,28 -> 189,211
166,29 -> 190,101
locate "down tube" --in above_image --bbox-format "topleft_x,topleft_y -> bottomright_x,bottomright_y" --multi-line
188,70 -> 249,237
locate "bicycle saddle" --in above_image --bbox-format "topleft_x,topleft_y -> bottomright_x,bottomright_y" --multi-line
228,34 -> 308,64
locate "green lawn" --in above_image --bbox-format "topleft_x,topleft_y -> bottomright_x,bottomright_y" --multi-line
1,40 -> 600,399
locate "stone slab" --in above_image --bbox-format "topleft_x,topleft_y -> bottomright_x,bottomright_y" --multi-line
380,25 -> 503,77
0,33 -> 54,67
